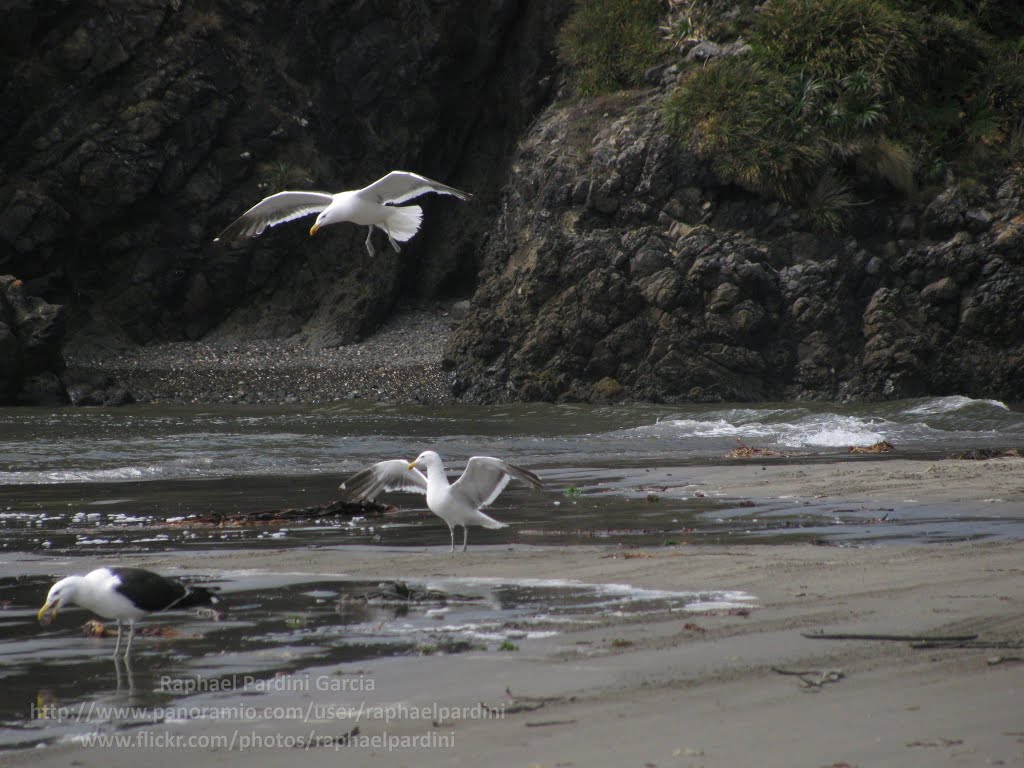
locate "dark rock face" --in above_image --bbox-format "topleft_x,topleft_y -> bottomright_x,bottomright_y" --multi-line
446,91 -> 1024,403
0,275 -> 67,404
64,371 -> 134,407
1,273 -> 133,405
0,0 -> 569,347
4,1 -> 1022,406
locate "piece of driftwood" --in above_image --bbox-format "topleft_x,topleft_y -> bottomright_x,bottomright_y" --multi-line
802,631 -> 978,642
911,639 -> 1024,650
525,719 -> 578,728
772,667 -> 845,688
165,499 -> 391,527
481,688 -> 576,715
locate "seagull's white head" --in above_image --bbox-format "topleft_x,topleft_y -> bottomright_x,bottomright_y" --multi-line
310,196 -> 350,236
309,205 -> 339,236
38,576 -> 80,625
408,451 -> 441,472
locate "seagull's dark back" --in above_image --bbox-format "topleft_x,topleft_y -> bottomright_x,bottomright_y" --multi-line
109,567 -> 220,612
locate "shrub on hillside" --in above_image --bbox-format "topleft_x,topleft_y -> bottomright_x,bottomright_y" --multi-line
559,0 -> 666,96
559,0 -> 1024,227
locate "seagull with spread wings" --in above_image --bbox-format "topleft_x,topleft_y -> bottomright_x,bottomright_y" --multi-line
340,450 -> 543,552
214,170 -> 471,256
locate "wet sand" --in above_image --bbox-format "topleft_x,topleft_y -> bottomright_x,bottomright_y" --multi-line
8,457 -> 1024,767
671,454 -> 1024,505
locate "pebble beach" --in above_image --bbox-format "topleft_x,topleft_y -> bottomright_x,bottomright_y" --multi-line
64,306 -> 460,405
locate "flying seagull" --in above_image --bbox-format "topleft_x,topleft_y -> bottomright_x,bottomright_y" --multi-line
38,567 -> 222,657
214,170 -> 471,256
340,450 -> 544,552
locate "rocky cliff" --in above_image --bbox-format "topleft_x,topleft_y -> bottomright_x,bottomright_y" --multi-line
0,276 -> 132,405
0,0 -> 568,349
0,275 -> 66,404
445,80 -> 1024,403
3,1 -> 1023,406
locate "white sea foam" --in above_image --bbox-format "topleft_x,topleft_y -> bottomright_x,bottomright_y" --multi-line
903,395 -> 1009,416
777,416 -> 886,448
640,414 -> 888,448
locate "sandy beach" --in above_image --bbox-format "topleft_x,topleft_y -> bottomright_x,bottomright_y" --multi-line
8,0 -> 1024,763
6,456 -> 1023,768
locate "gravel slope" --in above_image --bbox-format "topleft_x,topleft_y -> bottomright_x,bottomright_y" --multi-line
64,305 -> 462,405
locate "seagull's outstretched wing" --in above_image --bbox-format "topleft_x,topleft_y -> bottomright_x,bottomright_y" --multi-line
356,171 -> 472,206
340,459 -> 429,502
451,457 -> 544,509
214,191 -> 335,242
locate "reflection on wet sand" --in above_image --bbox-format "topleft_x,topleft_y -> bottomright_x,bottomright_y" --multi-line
2,572 -> 755,749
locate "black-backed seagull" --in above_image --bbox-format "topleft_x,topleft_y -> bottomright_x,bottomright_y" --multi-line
38,567 -> 222,657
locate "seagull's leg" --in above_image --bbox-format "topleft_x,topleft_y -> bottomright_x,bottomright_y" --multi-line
462,526 -> 469,553
448,524 -> 455,553
112,620 -> 122,658
385,227 -> 401,253
124,620 -> 136,658
364,227 -> 376,257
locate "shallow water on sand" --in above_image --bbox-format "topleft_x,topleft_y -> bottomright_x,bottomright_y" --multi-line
0,568 -> 756,749
1,395 -> 1022,552
1,395 -> 1022,749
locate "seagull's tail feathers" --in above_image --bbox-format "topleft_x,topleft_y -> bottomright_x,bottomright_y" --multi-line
176,586 -> 222,609
384,204 -> 423,243
475,511 -> 507,530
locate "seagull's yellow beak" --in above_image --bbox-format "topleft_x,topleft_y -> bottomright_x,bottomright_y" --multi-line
37,600 -> 57,625
407,462 -> 418,471
309,222 -> 320,236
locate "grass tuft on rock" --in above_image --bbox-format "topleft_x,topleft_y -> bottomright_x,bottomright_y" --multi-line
558,0 -> 1024,226
558,0 -> 667,96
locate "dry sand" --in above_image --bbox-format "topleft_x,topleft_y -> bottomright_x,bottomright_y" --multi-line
7,458 -> 1024,768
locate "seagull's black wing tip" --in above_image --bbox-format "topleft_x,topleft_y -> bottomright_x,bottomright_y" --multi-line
338,468 -> 377,502
213,216 -> 259,245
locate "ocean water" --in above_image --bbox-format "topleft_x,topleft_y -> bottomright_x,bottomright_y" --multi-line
1,395 -> 1020,484
0,395 -> 1022,553
1,395 -> 1022,750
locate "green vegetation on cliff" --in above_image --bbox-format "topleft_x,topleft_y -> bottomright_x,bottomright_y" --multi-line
560,0 -> 1024,228
558,0 -> 667,95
